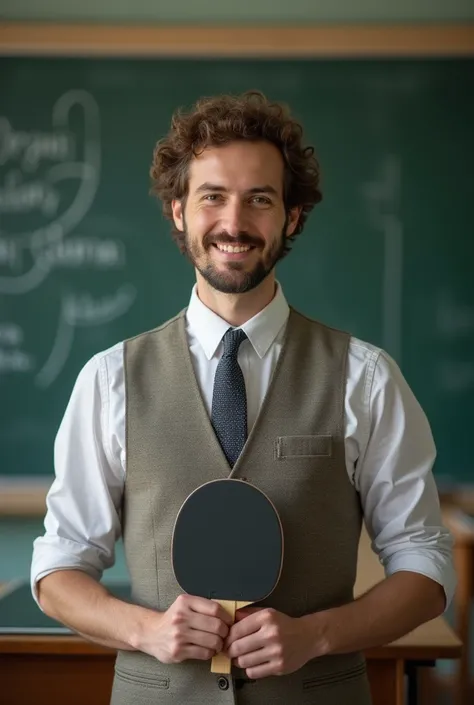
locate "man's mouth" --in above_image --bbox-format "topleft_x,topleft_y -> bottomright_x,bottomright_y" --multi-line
213,243 -> 254,254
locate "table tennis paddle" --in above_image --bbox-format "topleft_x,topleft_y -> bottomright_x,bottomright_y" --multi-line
171,478 -> 284,674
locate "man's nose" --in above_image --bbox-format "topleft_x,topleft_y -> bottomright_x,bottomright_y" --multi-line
220,201 -> 249,237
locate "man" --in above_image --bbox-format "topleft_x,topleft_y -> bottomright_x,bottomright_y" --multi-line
32,91 -> 455,704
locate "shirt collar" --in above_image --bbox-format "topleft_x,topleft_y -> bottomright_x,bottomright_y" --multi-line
186,282 -> 289,360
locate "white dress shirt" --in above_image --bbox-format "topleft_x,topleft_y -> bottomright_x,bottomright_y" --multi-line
31,284 -> 456,609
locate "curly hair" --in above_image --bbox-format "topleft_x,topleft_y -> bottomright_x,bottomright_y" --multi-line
150,91 -> 322,254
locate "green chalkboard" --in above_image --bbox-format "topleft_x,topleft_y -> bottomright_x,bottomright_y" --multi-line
1,57 -> 473,485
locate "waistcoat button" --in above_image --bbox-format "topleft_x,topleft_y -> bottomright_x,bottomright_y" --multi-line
217,676 -> 229,690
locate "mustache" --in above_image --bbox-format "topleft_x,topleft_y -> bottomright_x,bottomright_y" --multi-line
203,232 -> 263,249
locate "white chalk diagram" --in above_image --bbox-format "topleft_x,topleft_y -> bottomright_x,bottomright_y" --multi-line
362,155 -> 403,364
0,90 -> 136,388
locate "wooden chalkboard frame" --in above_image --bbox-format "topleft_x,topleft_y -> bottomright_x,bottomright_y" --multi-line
0,22 -> 473,57
0,21 -> 473,515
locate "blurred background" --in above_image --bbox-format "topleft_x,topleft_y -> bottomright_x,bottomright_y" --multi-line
0,2 -> 473,704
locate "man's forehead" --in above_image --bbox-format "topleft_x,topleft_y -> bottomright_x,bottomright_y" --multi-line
188,142 -> 284,192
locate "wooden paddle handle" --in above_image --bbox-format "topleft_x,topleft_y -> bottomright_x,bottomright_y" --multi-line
210,600 -> 251,674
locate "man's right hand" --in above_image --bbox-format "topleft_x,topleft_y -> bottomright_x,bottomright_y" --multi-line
138,594 -> 234,664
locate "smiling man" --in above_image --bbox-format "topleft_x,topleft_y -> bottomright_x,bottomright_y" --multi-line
32,92 -> 455,705
172,138 -> 299,321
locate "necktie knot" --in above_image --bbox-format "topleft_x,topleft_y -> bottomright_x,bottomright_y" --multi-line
222,328 -> 247,358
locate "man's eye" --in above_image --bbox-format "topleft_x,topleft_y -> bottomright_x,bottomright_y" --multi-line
204,194 -> 220,202
251,196 -> 271,205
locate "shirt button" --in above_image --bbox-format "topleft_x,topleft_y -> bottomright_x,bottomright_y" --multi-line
217,676 -> 229,690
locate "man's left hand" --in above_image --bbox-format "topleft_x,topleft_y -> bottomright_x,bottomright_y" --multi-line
224,607 -> 322,679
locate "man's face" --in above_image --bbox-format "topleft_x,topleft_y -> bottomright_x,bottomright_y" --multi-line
171,140 -> 299,294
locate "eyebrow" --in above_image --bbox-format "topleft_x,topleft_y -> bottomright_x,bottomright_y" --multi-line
195,182 -> 279,197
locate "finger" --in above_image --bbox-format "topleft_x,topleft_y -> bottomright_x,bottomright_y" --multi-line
178,645 -> 216,662
234,646 -> 273,670
227,632 -> 266,659
246,662 -> 279,680
187,628 -> 223,653
188,613 -> 230,639
225,613 -> 262,647
187,596 -> 234,625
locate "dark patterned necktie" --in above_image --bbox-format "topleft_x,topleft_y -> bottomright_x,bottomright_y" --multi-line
211,328 -> 248,468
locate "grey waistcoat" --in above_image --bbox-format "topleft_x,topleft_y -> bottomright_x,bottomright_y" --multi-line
111,307 -> 372,705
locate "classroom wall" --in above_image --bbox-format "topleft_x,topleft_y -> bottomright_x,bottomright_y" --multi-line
2,0 -> 474,23
1,5 -> 472,692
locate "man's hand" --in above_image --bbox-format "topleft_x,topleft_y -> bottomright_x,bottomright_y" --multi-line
224,607 -> 324,679
139,594 -> 233,664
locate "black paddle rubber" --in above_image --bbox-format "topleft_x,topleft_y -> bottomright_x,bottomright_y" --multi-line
172,478 -> 283,603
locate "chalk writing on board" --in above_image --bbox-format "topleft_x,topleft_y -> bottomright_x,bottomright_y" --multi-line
0,237 -> 17,268
63,285 -> 137,327
34,314 -> 73,390
35,285 -> 136,389
0,90 -> 101,295
0,170 -> 60,216
0,323 -> 34,373
362,155 -> 403,363
0,234 -> 125,272
0,116 -> 74,171
0,349 -> 34,373
1,89 -> 136,388
0,323 -> 23,346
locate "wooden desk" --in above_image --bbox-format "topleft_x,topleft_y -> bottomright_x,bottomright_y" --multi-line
442,506 -> 474,705
0,531 -> 461,705
357,528 -> 462,705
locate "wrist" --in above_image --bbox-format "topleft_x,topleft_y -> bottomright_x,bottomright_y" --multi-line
128,604 -> 163,652
300,610 -> 332,660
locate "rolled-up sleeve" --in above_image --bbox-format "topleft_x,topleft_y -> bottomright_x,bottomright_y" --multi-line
357,349 -> 456,610
31,352 -> 124,607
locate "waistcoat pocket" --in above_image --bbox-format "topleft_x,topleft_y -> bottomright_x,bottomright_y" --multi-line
115,665 -> 170,689
275,435 -> 332,459
302,661 -> 367,690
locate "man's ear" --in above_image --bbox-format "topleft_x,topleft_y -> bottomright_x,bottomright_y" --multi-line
172,199 -> 185,232
285,206 -> 302,237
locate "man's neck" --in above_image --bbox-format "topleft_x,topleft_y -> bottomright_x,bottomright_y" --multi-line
195,274 -> 277,327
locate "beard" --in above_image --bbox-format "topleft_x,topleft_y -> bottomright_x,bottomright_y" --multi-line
183,217 -> 288,294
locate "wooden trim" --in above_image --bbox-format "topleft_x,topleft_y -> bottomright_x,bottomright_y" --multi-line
365,641 -> 462,661
0,630 -> 461,659
443,507 -> 474,544
0,22 -> 473,57
0,479 -> 49,517
441,490 -> 474,517
0,635 -> 114,655
441,505 -> 474,705
366,659 -> 405,705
